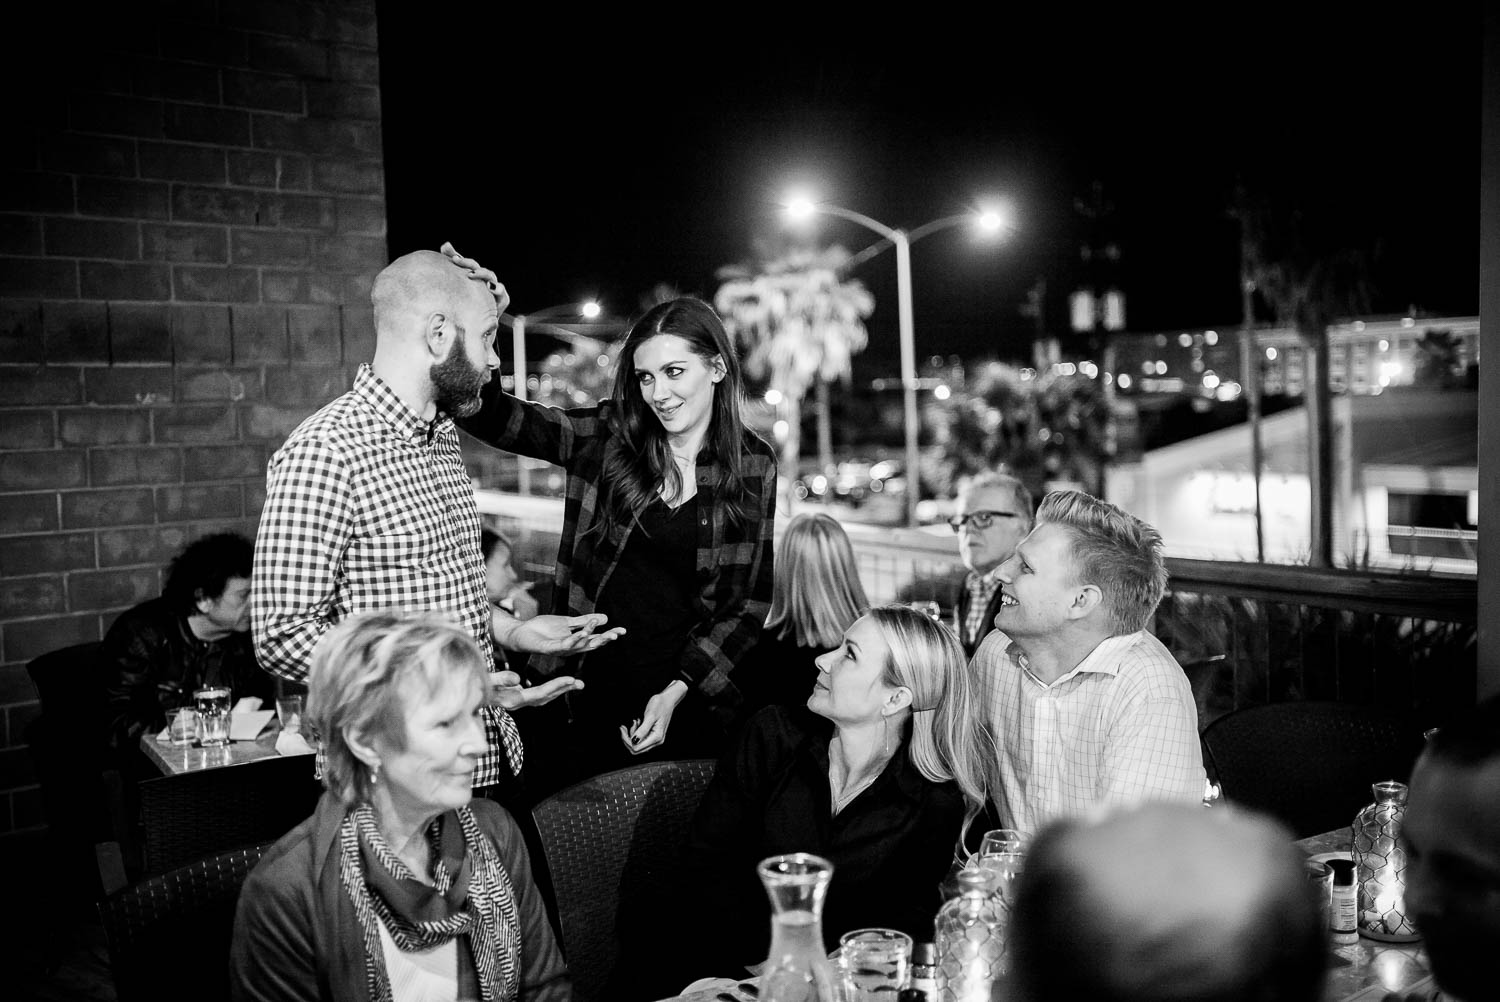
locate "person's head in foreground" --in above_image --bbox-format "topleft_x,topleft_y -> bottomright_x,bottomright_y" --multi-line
1008,802 -> 1326,1002
808,603 -> 990,825
952,470 -> 1034,576
1402,695 -> 1500,1002
164,531 -> 254,638
766,511 -> 869,649
996,489 -> 1167,644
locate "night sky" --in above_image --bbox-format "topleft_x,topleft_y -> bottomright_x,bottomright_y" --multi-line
375,6 -> 1482,376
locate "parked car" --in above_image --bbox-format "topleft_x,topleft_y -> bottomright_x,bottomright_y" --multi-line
792,458 -> 903,508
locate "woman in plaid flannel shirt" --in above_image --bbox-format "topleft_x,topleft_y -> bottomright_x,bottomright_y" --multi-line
459,288 -> 777,794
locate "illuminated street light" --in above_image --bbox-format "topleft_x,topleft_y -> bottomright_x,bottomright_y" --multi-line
783,195 -> 1012,526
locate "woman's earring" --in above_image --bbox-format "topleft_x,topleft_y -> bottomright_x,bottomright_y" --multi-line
883,715 -> 891,757
370,760 -> 381,786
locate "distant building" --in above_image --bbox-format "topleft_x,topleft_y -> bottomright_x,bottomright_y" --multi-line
1107,315 -> 1479,402
1106,389 -> 1477,574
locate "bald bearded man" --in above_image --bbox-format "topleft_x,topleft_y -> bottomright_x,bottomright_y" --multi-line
253,249 -> 620,799
1008,802 -> 1326,1002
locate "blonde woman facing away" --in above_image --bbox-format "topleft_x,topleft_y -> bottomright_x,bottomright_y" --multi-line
738,511 -> 870,712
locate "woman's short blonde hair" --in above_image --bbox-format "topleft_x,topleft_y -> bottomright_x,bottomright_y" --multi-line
306,610 -> 489,807
765,512 -> 869,649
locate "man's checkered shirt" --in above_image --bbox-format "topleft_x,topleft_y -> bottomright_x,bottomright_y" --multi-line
252,364 -> 522,783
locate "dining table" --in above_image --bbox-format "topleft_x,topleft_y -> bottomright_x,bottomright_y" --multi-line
135,718 -> 321,874
655,827 -> 1438,1002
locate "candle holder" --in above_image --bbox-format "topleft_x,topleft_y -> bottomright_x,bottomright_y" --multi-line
1352,780 -> 1420,942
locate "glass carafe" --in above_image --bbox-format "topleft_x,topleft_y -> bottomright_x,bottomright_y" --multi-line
758,853 -> 844,1002
1352,780 -> 1420,942
934,867 -> 1007,1002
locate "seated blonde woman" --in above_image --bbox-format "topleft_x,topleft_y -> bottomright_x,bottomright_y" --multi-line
680,604 -> 992,977
231,611 -> 569,1002
738,511 -> 870,712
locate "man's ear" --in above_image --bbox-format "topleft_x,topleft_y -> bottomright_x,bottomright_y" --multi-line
1068,584 -> 1104,620
193,587 -> 212,614
424,312 -> 451,359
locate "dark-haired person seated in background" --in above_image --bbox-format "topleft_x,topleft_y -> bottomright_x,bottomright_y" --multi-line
231,610 -> 569,1002
1008,802 -> 1325,1002
101,532 -> 275,758
671,605 -> 992,990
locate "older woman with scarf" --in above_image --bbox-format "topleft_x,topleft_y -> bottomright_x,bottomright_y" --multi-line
230,611 -> 569,1002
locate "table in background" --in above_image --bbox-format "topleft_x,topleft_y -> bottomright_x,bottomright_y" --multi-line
1294,828 -> 1435,1002
136,724 -> 320,875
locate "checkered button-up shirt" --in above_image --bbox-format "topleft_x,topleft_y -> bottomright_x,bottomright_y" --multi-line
252,364 -> 522,783
974,628 -> 1205,835
962,568 -> 1003,648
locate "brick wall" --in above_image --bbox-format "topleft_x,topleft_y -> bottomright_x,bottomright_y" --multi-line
0,0 -> 385,843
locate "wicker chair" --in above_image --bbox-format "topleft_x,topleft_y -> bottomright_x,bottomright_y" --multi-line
531,758 -> 718,1002
1200,700 -> 1427,838
137,751 -> 320,875
97,841 -> 270,1002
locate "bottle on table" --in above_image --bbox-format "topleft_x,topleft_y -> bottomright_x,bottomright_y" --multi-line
934,868 -> 1007,1002
757,853 -> 843,1002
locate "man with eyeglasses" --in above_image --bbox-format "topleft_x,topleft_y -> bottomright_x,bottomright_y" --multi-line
948,471 -> 1034,658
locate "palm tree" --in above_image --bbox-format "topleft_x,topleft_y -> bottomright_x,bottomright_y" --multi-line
714,246 -> 874,509
1234,182 -> 1374,567
925,360 -> 1110,501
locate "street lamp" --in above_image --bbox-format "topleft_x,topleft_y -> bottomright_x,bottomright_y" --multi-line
783,195 -> 1012,527
504,301 -> 601,494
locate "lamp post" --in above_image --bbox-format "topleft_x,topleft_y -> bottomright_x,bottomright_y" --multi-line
504,301 -> 601,494
785,198 -> 1008,527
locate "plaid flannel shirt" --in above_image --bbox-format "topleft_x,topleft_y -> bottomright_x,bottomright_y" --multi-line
252,365 -> 522,784
974,628 -> 1206,835
461,390 -> 776,702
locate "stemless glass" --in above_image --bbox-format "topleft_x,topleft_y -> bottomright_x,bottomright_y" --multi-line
194,686 -> 232,747
839,928 -> 911,1002
976,828 -> 1026,903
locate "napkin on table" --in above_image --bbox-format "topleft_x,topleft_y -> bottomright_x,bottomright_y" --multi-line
275,730 -> 315,757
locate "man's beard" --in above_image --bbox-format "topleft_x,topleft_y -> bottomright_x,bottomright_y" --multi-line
431,338 -> 487,418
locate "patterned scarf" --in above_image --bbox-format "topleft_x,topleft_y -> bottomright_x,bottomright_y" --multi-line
337,803 -> 521,1002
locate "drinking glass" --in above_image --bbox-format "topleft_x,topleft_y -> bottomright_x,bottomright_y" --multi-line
976,828 -> 1026,903
166,707 -> 198,746
1303,859 -> 1334,931
839,928 -> 911,1002
194,686 -> 232,747
276,694 -> 304,735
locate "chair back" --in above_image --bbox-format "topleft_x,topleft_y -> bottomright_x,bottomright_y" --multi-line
97,841 -> 270,1002
532,758 -> 718,1002
1201,700 -> 1426,838
138,753 -> 321,875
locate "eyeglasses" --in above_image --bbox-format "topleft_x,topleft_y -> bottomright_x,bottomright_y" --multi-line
948,510 -> 1019,533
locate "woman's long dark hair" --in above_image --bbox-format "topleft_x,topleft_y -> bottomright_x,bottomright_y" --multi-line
596,297 -> 753,538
